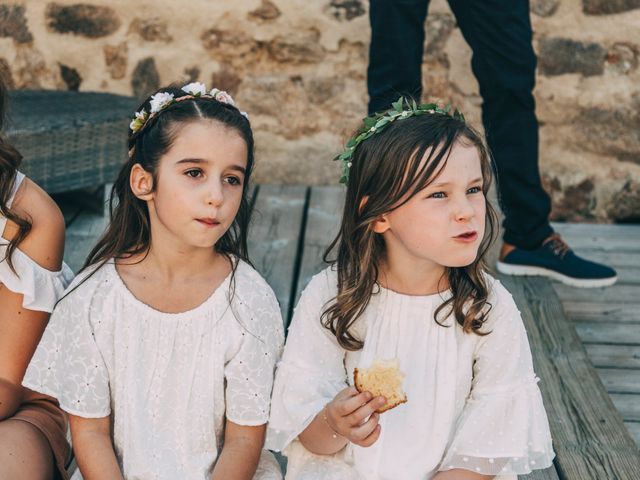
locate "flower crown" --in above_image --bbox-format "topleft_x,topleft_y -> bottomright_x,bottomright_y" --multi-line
335,97 -> 465,184
129,82 -> 247,137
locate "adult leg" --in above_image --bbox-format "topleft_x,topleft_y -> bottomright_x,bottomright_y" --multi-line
448,0 -> 616,287
0,418 -> 55,480
447,0 -> 552,249
367,0 -> 430,115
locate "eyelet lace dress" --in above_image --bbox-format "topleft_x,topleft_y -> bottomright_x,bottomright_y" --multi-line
266,266 -> 554,480
23,259 -> 285,480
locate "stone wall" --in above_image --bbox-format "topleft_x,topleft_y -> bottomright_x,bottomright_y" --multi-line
1,0 -> 639,222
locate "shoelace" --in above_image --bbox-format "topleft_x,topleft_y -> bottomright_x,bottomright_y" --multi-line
542,233 -> 571,259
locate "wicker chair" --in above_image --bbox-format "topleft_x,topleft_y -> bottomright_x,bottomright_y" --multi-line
5,89 -> 138,194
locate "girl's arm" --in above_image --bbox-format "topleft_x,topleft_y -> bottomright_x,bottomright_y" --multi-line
211,420 -> 265,480
433,470 -> 494,479
69,414 -> 123,480
299,386 -> 386,455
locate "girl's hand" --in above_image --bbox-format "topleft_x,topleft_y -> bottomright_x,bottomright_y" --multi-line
324,386 -> 387,447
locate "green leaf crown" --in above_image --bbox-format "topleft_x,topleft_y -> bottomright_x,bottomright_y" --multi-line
334,97 -> 465,184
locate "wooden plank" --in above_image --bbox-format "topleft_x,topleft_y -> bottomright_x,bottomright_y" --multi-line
554,284 -> 639,304
248,185 -> 307,323
596,368 -> 640,394
585,344 -> 640,369
625,422 -> 640,445
499,275 -> 640,478
557,251 -> 640,268
575,322 -> 640,345
552,222 -> 640,239
293,186 -> 345,308
562,302 -> 640,323
610,393 -> 640,421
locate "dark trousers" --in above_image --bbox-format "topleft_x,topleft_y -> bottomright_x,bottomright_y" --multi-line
368,0 -> 553,249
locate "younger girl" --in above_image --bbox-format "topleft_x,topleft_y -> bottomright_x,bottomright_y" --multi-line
0,79 -> 74,479
267,98 -> 554,479
24,83 -> 284,479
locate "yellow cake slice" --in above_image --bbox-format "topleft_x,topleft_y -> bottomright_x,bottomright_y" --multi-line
354,359 -> 407,413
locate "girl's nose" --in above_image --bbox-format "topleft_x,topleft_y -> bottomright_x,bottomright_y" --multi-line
455,196 -> 475,222
207,180 -> 224,206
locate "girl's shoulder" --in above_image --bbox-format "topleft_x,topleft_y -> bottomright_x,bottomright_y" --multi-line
57,261 -> 117,309
479,271 -> 522,331
4,176 -> 65,272
297,264 -> 339,305
232,259 -> 279,301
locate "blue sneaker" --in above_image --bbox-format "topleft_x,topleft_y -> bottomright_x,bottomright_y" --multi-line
496,234 -> 617,288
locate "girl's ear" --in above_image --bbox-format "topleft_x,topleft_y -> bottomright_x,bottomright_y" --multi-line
371,215 -> 390,234
130,163 -> 154,201
360,195 -> 390,234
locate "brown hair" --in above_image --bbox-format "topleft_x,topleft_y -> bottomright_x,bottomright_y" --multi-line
83,85 -> 255,272
0,78 -> 32,274
322,112 -> 499,350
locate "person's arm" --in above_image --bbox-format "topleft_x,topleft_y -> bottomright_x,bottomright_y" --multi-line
211,420 -> 265,480
69,414 -> 123,480
433,470 -> 494,479
299,386 -> 386,455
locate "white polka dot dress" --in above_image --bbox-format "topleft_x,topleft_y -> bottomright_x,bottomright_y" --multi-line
266,267 -> 554,479
23,260 -> 284,480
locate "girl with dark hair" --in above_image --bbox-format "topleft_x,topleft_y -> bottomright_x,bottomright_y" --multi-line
23,83 -> 284,480
267,99 -> 554,479
0,80 -> 74,479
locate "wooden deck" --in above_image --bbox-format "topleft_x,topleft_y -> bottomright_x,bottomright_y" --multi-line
58,184 -> 640,479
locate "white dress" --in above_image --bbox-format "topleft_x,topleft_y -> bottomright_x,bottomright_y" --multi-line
23,259 -> 285,480
0,171 -> 74,311
266,266 -> 555,480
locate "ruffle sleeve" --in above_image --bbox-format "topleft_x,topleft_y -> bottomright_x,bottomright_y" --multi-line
22,268 -> 111,418
224,264 -> 285,426
0,244 -> 74,312
266,269 -> 348,452
439,280 -> 555,476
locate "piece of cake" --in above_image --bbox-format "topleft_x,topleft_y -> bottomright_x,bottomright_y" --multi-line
354,358 -> 407,413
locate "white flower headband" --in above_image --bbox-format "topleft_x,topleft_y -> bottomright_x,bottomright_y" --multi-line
129,82 -> 248,137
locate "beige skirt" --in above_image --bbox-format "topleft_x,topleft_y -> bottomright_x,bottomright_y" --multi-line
12,388 -> 71,480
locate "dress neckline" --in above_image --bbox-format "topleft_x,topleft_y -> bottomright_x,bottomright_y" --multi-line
108,260 -> 234,318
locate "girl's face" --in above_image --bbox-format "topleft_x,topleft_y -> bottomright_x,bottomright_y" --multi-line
140,120 -> 248,250
374,142 -> 486,274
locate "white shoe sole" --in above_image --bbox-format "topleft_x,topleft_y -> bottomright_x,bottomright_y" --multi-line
496,261 -> 618,288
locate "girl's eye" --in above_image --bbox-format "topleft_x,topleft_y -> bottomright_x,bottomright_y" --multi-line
225,176 -> 242,186
185,169 -> 203,178
467,186 -> 482,194
429,192 -> 446,199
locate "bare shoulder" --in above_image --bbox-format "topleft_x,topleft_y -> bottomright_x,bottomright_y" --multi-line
8,177 -> 65,271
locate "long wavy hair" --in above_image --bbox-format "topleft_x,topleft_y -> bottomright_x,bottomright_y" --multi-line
83,85 -> 255,274
322,112 -> 499,350
0,77 -> 32,274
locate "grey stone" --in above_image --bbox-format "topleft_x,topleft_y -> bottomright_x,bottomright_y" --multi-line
605,43 -> 638,75
425,13 -> 456,59
128,17 -> 172,42
576,106 -> 640,163
550,178 -> 597,221
131,57 -> 159,99
104,42 -> 128,79
59,64 -> 81,91
210,66 -> 242,95
326,0 -> 366,21
248,0 -> 281,21
531,0 -> 560,17
267,29 -> 325,64
0,4 -> 32,43
583,0 -> 640,15
0,57 -> 13,89
184,66 -> 200,83
607,181 -> 640,222
46,3 -> 120,38
538,37 -> 606,76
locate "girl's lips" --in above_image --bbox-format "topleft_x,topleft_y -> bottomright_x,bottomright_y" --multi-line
196,218 -> 220,227
453,231 -> 478,243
